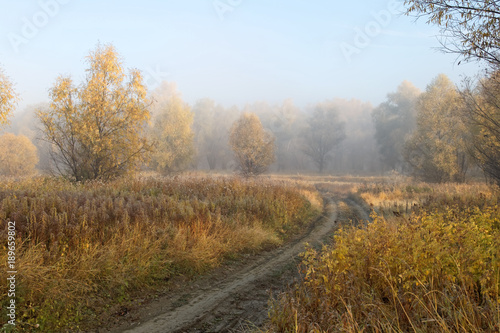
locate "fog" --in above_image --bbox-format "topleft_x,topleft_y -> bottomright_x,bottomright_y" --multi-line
0,0 -> 486,176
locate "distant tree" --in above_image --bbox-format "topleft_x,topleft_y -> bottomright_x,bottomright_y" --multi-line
192,98 -> 232,170
460,70 -> 500,185
302,102 -> 345,173
229,112 -> 275,176
331,99 -> 381,174
404,74 -> 470,182
372,81 -> 421,171
149,84 -> 195,174
0,133 -> 38,176
37,43 -> 152,181
267,99 -> 301,172
404,0 -> 500,66
0,67 -> 18,127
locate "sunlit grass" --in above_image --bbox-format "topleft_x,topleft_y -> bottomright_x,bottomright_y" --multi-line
0,175 -> 321,332
267,182 -> 500,332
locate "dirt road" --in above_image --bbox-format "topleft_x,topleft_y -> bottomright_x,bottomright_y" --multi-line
108,192 -> 370,333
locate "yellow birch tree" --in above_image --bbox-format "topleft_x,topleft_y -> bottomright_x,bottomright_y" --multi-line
37,43 -> 152,181
149,84 -> 195,174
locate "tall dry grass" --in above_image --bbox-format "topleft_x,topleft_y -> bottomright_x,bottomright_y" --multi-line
268,183 -> 500,332
0,175 -> 321,332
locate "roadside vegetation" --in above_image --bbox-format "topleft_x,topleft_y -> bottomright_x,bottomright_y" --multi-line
0,174 -> 321,332
268,181 -> 500,332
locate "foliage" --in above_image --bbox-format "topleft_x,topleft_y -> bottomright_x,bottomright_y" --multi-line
404,0 -> 500,66
0,133 -> 38,176
36,43 -> 152,182
268,184 -> 500,332
0,175 -> 320,332
0,67 -> 18,127
229,112 -> 276,176
404,74 -> 470,182
461,69 -> 500,185
302,102 -> 346,173
373,81 -> 420,171
149,83 -> 195,174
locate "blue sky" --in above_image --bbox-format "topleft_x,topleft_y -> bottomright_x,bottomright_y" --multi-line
0,0 -> 482,111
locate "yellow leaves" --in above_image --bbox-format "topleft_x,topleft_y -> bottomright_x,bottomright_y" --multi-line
149,90 -> 195,174
275,183 -> 500,331
0,67 -> 19,126
229,112 -> 276,176
0,133 -> 39,176
37,43 -> 152,181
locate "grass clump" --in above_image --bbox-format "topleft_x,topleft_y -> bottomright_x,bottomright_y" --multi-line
0,175 -> 320,332
268,185 -> 500,332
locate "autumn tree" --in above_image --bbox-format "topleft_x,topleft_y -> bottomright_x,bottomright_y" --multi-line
461,70 -> 500,184
229,112 -> 275,176
149,82 -> 195,174
0,133 -> 38,176
404,74 -> 470,182
404,0 -> 500,65
372,81 -> 421,171
0,67 -> 18,126
192,98 -> 234,170
302,102 -> 345,173
37,43 -> 151,181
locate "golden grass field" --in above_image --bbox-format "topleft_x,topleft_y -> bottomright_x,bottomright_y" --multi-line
267,180 -> 500,332
1,173 -> 499,332
0,174 -> 321,332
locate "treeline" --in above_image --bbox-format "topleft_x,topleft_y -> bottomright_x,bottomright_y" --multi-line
0,43 -> 499,184
374,72 -> 500,185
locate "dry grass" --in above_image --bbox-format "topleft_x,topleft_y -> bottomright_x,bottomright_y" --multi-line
360,181 -> 497,218
267,182 -> 500,332
0,175 -> 321,332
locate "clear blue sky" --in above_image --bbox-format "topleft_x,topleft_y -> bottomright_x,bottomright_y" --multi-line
0,0 -> 481,111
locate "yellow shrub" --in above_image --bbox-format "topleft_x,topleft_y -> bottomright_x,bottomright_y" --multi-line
269,193 -> 500,332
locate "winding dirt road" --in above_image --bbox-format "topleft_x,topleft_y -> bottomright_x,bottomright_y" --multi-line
107,190 -> 370,333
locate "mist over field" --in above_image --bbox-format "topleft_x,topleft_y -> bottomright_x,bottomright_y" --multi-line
1,1 -> 499,332
0,0 -> 492,180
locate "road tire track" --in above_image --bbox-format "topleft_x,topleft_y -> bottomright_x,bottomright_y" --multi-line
108,192 -> 373,333
115,198 -> 338,333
